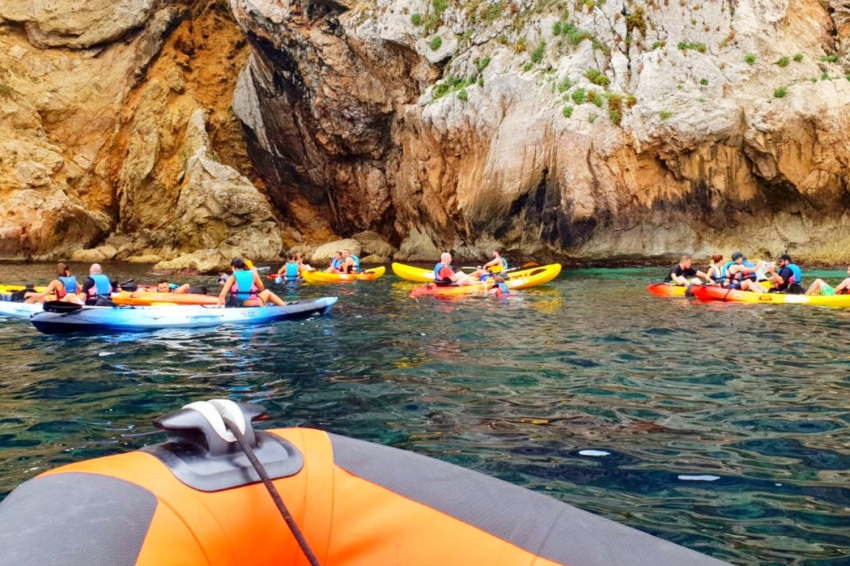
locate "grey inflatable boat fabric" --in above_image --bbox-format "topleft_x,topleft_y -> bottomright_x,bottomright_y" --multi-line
329,434 -> 729,566
0,472 -> 157,566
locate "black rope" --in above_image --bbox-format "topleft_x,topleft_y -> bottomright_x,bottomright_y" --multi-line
223,418 -> 321,566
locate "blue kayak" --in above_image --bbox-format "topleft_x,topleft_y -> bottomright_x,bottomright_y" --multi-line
29,298 -> 337,334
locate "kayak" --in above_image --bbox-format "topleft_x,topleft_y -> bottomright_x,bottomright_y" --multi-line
112,291 -> 220,306
301,266 -> 386,283
0,285 -> 47,294
409,264 -> 561,298
392,262 -> 503,283
648,281 -> 772,297
0,399 -> 729,566
0,301 -> 42,318
29,297 -> 338,334
691,285 -> 850,306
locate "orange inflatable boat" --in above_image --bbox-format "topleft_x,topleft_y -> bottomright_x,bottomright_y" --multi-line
0,400 -> 729,566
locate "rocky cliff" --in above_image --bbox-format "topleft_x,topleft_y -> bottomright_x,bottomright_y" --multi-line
2,0 -> 850,267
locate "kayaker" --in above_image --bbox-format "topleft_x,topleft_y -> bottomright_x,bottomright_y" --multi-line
276,254 -> 301,282
295,252 -> 315,272
23,262 -> 79,304
805,265 -> 850,295
434,253 -> 476,286
705,254 -> 725,284
79,263 -> 113,306
766,254 -> 804,293
664,255 -> 709,286
325,251 -> 344,273
482,250 -> 509,273
339,249 -> 360,274
217,258 -> 286,307
156,280 -> 190,294
723,252 -> 768,292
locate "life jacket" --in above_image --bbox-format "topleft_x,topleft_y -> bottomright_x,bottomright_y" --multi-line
231,270 -> 257,301
284,262 -> 300,280
433,263 -> 454,285
496,282 -> 509,295
709,263 -> 724,283
58,275 -> 77,297
87,274 -> 112,298
350,255 -> 360,271
787,264 -> 803,285
742,260 -> 757,281
499,257 -> 509,271
331,258 -> 343,270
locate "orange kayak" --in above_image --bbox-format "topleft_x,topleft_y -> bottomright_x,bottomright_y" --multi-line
0,399 -> 728,566
112,291 -> 219,306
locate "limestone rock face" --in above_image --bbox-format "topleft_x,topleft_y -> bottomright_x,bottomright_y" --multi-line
230,0 -> 850,263
0,0 -> 158,49
0,0 -> 282,263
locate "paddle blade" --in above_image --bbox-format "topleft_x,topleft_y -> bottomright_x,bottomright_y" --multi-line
43,301 -> 84,314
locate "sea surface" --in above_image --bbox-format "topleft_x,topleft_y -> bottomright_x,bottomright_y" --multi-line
0,262 -> 848,565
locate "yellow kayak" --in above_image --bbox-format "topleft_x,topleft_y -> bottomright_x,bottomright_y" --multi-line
692,285 -> 850,306
0,285 -> 48,293
302,266 -> 386,283
409,264 -> 561,297
392,262 -> 505,283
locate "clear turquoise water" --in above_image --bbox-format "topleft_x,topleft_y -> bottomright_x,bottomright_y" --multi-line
1,262 -> 849,565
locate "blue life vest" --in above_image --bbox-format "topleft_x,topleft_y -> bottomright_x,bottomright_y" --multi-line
284,262 -> 300,280
87,274 -> 112,297
708,264 -> 724,283
58,275 -> 78,294
231,270 -> 256,301
497,282 -> 509,295
742,260 -> 757,281
719,261 -> 735,284
169,283 -> 178,291
433,263 -> 454,284
499,257 -> 509,271
351,255 -> 360,271
331,258 -> 343,270
787,264 -> 803,285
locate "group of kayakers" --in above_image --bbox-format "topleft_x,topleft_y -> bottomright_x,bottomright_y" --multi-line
24,262 -> 117,306
664,252 -> 850,296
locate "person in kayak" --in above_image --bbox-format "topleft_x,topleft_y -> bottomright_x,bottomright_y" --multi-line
325,251 -> 344,273
217,258 -> 286,307
664,255 -> 710,286
722,252 -> 768,292
79,263 -> 114,306
483,250 -> 509,273
295,252 -> 315,272
23,262 -> 79,303
766,254 -> 804,293
705,254 -> 725,284
339,249 -> 360,274
434,253 -> 476,286
276,254 -> 302,282
156,280 -> 191,294
805,265 -> 850,295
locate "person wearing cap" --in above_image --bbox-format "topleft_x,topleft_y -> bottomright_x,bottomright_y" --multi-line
805,265 -> 850,296
766,254 -> 804,293
721,252 -> 768,291
217,258 -> 286,307
663,255 -> 710,286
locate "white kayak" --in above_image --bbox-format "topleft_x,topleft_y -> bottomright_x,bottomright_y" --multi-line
29,298 -> 338,334
0,301 -> 42,318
